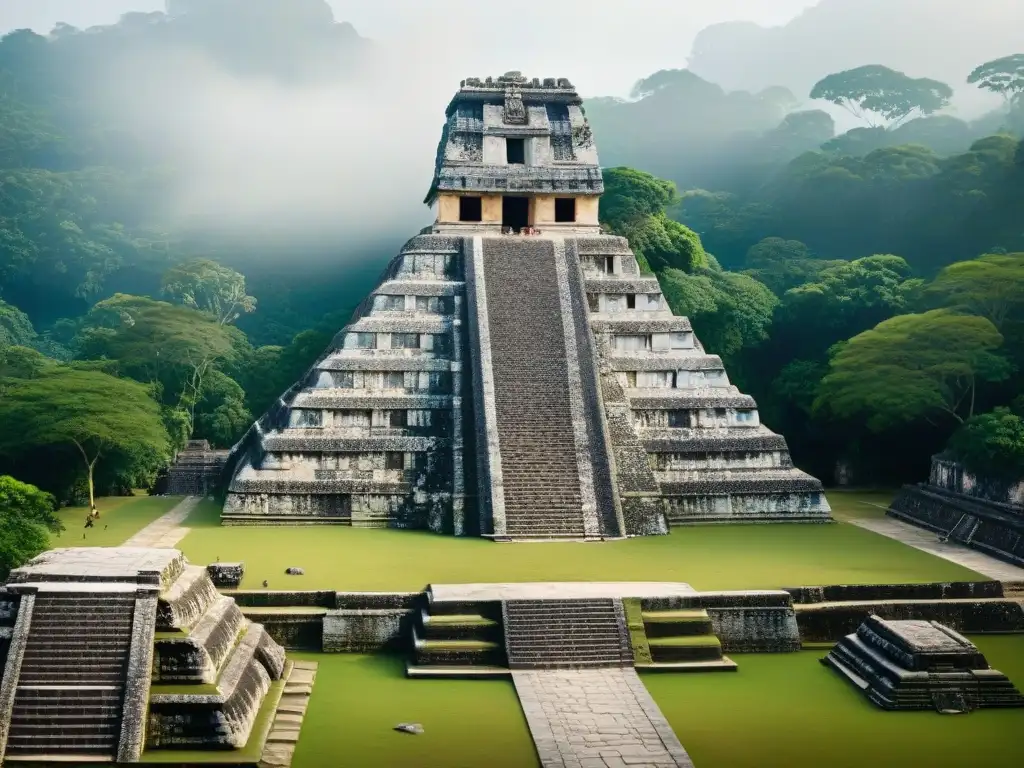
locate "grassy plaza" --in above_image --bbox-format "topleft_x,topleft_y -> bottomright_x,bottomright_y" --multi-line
170,491 -> 982,591
45,491 -> 1023,767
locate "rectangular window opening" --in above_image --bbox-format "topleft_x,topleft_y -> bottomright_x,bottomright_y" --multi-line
459,196 -> 482,222
555,197 -> 577,223
385,452 -> 405,470
626,294 -> 636,310
506,138 -> 526,165
603,256 -> 615,274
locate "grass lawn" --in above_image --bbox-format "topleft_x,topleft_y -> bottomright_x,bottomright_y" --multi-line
176,492 -> 983,591
49,495 -> 183,549
645,635 -> 1024,768
289,654 -> 537,768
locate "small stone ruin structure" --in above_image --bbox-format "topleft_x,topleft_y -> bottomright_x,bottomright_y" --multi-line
889,455 -> 1024,566
167,439 -> 230,496
0,548 -> 285,761
223,71 -> 831,535
822,614 -> 1024,712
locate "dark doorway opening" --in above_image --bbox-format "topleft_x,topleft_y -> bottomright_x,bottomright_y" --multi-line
555,197 -> 577,223
502,197 -> 530,231
506,138 -> 526,164
459,196 -> 482,222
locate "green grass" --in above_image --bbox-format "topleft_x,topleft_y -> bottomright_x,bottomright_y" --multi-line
49,495 -> 183,548
644,635 -> 1024,768
176,492 -> 983,591
648,635 -> 721,648
289,654 -> 537,768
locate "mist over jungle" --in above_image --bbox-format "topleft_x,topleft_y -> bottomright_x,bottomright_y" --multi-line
1,0 -> 1022,508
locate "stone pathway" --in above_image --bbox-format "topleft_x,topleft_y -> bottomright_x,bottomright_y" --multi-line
121,496 -> 201,549
848,514 -> 1024,581
513,668 -> 694,768
260,661 -> 318,768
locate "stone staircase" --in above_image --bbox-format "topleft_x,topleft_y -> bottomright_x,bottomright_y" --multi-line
408,597 -> 507,676
482,238 -> 586,538
6,592 -> 136,759
503,599 -> 632,669
639,608 -> 736,670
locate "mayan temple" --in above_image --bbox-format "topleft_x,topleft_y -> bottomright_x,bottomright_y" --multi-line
223,71 -> 831,536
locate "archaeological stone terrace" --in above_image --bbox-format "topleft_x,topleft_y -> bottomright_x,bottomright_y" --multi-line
223,71 -> 831,535
0,547 -> 287,762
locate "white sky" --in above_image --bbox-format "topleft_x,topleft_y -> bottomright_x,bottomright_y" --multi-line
0,0 -> 820,96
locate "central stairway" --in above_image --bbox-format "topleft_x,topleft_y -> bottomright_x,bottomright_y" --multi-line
503,599 -> 633,668
6,591 -> 136,759
481,238 -> 586,537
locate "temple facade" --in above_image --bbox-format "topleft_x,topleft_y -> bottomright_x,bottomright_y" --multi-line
223,72 -> 831,536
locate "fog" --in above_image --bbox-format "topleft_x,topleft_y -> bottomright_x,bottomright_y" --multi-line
1,0 -> 1020,259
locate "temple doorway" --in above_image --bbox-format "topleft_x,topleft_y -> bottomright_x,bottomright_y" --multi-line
502,196 -> 530,232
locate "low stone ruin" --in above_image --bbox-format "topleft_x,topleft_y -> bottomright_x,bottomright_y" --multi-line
889,455 -> 1023,566
207,561 -> 245,588
0,548 -> 286,761
821,614 -> 1024,712
167,439 -> 230,496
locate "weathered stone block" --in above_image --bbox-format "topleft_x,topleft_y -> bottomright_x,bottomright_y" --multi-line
207,562 -> 245,588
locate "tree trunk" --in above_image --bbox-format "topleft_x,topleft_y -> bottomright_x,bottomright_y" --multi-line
72,439 -> 102,516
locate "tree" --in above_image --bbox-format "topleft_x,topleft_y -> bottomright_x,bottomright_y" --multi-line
946,407 -> 1024,481
0,475 -> 61,578
926,253 -> 1024,329
742,237 -> 843,294
0,367 -> 171,510
776,254 -> 923,359
600,168 -> 708,273
968,54 -> 1024,107
74,294 -> 246,439
192,370 -> 252,447
815,310 -> 1011,431
0,300 -> 36,348
162,259 -> 257,325
659,266 -> 777,360
810,65 -> 953,128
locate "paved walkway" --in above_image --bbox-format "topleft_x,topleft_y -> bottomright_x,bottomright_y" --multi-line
848,515 -> 1024,582
122,496 -> 201,549
513,669 -> 694,768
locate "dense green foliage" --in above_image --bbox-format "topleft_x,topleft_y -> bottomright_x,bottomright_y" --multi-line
947,407 -> 1024,481
0,363 -> 171,508
0,475 -> 61,578
0,0 -> 1020,505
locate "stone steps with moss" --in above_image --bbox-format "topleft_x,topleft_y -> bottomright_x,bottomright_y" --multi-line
630,605 -> 737,670
412,630 -> 505,666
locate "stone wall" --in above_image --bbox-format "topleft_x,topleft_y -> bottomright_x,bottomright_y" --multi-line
797,599 -> 1024,643
931,456 -> 1024,507
640,591 -> 801,653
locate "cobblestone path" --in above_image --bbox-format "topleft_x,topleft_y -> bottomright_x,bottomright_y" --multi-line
513,668 -> 694,768
122,496 -> 201,548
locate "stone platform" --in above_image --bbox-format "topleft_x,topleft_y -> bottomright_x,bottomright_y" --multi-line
429,582 -> 697,603
822,615 -> 1024,712
0,548 -> 291,763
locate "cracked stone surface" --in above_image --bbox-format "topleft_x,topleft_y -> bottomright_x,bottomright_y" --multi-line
122,496 -> 201,548
513,668 -> 694,768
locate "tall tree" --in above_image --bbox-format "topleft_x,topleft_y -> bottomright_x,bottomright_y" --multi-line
968,54 -> 1024,107
741,238 -> 843,295
810,65 -> 953,128
0,368 -> 170,510
0,475 -> 62,578
946,407 -> 1024,481
815,310 -> 1011,431
161,259 -> 257,325
74,294 -> 246,439
601,168 -> 708,273
926,253 -> 1024,329
659,266 -> 777,360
